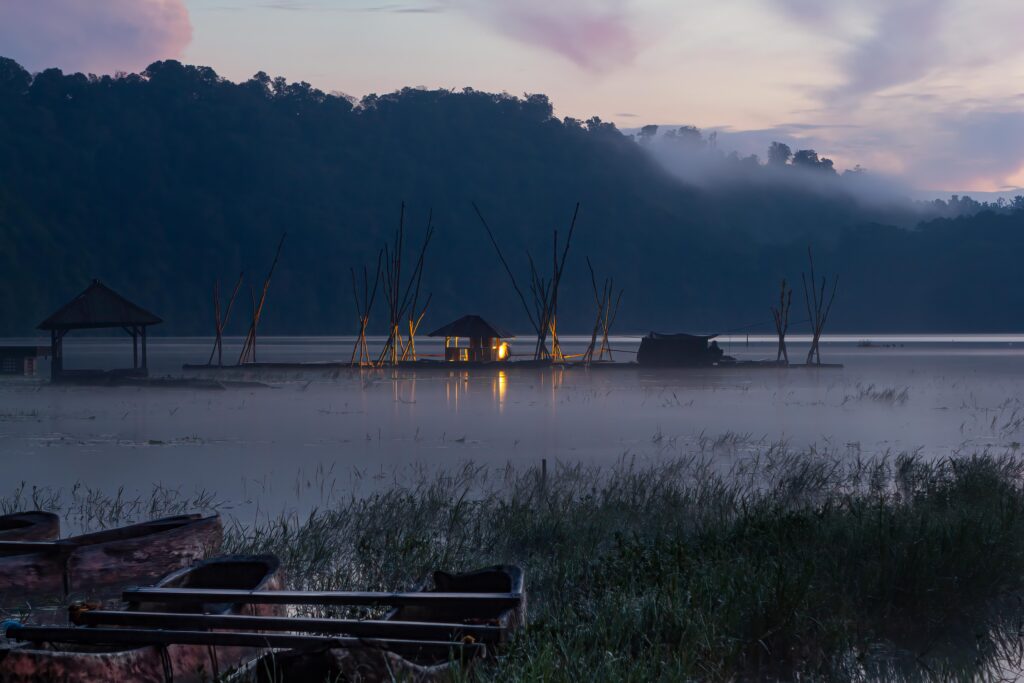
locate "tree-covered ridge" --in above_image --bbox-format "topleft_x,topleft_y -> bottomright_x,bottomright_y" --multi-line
0,56 -> 1021,335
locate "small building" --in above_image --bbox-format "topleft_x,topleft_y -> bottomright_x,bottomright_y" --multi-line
636,332 -> 731,367
37,280 -> 163,381
0,346 -> 49,376
427,314 -> 512,363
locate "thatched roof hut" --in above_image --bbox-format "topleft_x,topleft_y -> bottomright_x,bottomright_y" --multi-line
38,280 -> 162,381
427,314 -> 512,363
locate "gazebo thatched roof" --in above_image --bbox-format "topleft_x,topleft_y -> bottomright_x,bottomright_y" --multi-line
427,314 -> 512,339
38,280 -> 162,331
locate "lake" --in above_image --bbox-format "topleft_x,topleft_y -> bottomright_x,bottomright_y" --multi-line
1,334 -> 1023,525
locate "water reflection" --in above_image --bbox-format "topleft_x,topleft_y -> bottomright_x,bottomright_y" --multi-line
493,370 -> 507,412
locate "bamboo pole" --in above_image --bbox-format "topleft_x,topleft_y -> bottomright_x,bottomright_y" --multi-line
771,278 -> 792,364
208,272 -> 243,366
801,247 -> 838,365
239,233 -> 286,365
73,610 -> 505,642
4,625 -> 485,655
124,587 -> 521,609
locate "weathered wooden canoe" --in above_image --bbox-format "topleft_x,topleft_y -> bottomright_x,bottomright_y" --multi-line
0,513 -> 59,542
0,514 -> 222,605
240,564 -> 526,683
0,554 -> 284,683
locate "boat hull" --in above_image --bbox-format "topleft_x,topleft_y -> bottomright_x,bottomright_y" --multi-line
0,514 -> 223,606
0,513 -> 59,542
0,555 -> 284,683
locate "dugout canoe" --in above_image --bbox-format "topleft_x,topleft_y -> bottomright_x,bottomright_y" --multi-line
240,564 -> 526,683
0,513 -> 59,542
0,514 -> 222,605
0,554 -> 284,683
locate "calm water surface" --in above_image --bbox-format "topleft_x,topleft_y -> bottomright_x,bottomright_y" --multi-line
1,334 -> 1022,523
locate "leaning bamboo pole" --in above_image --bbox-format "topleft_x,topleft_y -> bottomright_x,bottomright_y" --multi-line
350,251 -> 382,367
584,257 -> 622,365
376,205 -> 434,366
801,247 -> 838,365
238,233 -> 286,365
207,272 -> 243,366
770,278 -> 793,364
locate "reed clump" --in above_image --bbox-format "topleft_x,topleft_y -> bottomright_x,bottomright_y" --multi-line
219,452 -> 1024,681
7,451 -> 1024,680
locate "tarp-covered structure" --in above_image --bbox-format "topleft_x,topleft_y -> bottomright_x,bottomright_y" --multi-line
637,332 -> 729,367
38,280 -> 163,381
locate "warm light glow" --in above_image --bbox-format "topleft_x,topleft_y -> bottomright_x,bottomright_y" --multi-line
497,342 -> 509,360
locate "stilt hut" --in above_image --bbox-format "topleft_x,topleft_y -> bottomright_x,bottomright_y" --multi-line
37,280 -> 163,381
427,315 -> 512,363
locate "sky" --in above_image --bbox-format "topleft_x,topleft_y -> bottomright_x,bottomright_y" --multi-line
1,0 -> 1023,194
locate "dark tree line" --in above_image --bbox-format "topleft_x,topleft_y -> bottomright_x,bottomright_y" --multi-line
0,56 -> 1022,336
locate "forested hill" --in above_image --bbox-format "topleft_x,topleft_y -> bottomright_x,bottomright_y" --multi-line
0,56 -> 1022,336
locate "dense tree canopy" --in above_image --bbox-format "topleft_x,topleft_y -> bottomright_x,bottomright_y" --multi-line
0,56 -> 1021,336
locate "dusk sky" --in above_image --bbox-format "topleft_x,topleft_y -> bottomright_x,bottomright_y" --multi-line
3,0 -> 1024,193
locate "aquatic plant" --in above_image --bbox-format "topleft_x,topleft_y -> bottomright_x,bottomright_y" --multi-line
6,451 -> 1024,680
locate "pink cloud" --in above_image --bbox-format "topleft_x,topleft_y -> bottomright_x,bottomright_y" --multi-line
0,0 -> 192,74
446,0 -> 639,73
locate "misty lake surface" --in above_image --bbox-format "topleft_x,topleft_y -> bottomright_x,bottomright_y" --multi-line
1,334 -> 1023,525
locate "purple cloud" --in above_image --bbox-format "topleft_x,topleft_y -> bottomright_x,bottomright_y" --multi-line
830,0 -> 949,102
444,0 -> 640,73
0,0 -> 192,74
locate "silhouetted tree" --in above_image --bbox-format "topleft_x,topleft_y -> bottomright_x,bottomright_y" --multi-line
0,55 -> 1020,336
767,142 -> 792,166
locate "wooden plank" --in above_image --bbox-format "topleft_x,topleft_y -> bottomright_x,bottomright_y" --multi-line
4,625 -> 485,654
0,540 -> 74,552
74,610 -> 504,642
123,587 -> 521,609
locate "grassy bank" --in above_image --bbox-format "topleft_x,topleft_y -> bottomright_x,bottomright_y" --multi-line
7,450 -> 1024,680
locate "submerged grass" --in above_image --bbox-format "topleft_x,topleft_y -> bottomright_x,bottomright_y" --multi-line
7,451 -> 1024,680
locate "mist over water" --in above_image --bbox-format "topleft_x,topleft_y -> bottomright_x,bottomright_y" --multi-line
2,335 -> 1023,528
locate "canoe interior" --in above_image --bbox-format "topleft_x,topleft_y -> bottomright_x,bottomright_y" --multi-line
244,645 -> 453,683
0,513 -> 59,542
243,565 -> 525,681
131,554 -> 282,614
391,564 -> 525,625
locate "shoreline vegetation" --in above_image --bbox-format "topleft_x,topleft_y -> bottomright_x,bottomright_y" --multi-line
5,451 -> 1024,680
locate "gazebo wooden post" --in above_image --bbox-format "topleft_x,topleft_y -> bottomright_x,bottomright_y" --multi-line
50,330 -> 62,381
132,326 -> 139,370
141,325 -> 148,373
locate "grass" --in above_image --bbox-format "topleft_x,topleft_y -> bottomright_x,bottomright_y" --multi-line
7,451 -> 1024,680
843,383 -> 911,406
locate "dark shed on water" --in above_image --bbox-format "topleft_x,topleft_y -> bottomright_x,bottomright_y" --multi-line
427,314 -> 512,362
637,332 -> 729,367
37,280 -> 163,381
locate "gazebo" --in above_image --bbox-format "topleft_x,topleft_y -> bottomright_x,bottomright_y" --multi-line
38,280 -> 163,381
427,314 -> 512,363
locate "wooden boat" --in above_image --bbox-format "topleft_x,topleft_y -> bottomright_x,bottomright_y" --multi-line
239,564 -> 526,682
0,514 -> 222,605
0,555 -> 284,683
0,512 -> 59,542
